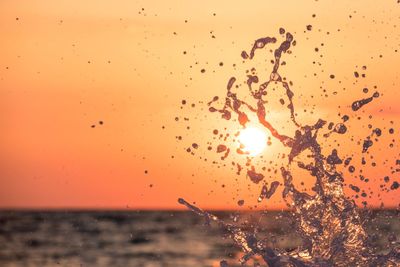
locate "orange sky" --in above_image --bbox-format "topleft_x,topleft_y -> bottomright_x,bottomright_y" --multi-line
0,0 -> 399,210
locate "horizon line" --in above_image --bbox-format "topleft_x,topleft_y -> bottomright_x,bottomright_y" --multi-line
0,206 -> 398,212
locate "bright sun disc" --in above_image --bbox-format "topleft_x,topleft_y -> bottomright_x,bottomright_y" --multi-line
238,127 -> 267,156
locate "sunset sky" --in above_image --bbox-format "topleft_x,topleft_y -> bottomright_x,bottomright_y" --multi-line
1,0 -> 399,210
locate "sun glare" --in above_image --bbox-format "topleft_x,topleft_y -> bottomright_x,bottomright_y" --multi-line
238,126 -> 267,156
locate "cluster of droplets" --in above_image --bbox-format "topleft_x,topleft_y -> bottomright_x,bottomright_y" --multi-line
178,30 -> 399,266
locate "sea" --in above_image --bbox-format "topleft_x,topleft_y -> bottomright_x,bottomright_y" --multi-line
0,210 -> 398,267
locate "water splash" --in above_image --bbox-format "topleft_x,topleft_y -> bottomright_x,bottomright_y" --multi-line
178,30 -> 399,266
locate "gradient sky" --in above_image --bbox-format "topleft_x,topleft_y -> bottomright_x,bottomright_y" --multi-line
0,0 -> 399,209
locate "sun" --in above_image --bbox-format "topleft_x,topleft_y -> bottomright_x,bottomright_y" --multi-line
238,126 -> 267,156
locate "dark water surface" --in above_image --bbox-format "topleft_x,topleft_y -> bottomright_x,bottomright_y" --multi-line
0,210 -> 398,266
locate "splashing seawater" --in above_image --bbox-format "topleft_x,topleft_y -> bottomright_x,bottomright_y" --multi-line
178,30 -> 399,266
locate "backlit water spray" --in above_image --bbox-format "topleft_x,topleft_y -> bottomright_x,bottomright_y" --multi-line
178,30 -> 399,266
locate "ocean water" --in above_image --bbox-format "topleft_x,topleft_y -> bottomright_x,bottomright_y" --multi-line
0,210 -> 398,267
